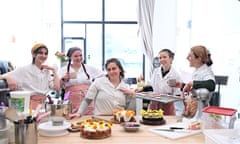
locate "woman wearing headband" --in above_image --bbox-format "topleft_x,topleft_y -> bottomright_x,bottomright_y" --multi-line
0,43 -> 60,109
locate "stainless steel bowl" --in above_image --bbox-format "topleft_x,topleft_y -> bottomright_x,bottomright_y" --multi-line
45,101 -> 72,118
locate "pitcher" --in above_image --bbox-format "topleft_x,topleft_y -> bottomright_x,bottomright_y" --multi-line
14,116 -> 37,144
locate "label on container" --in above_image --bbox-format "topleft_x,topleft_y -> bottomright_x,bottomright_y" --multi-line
10,98 -> 25,112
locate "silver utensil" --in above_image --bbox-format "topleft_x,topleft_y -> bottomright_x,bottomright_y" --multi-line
152,128 -> 191,133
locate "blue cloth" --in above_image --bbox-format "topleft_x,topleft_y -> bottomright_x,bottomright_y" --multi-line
0,60 -> 8,74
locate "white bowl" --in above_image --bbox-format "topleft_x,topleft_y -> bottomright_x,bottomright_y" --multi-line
121,122 -> 141,132
38,121 -> 71,137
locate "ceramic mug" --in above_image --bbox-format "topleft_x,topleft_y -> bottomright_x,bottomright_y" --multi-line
167,79 -> 176,87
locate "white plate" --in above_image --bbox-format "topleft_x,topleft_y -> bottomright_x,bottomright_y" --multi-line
39,129 -> 69,137
38,121 -> 71,131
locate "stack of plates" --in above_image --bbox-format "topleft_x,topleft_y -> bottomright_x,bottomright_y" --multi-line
38,121 -> 71,137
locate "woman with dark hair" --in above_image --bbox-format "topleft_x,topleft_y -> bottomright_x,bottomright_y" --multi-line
59,47 -> 104,114
136,49 -> 182,115
0,43 -> 60,109
174,45 -> 216,117
69,58 -> 136,118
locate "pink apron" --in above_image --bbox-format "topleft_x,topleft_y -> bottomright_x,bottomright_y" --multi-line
30,95 -> 46,110
148,101 -> 175,115
65,84 -> 94,115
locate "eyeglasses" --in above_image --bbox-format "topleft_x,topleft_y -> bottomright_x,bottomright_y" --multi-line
37,51 -> 48,55
107,67 -> 117,72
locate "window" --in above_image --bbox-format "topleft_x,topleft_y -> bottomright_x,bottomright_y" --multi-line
61,0 -> 142,77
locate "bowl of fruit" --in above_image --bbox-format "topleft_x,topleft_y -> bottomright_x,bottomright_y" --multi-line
121,122 -> 141,132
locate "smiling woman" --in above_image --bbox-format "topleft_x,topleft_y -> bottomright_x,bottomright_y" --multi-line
0,43 -> 60,110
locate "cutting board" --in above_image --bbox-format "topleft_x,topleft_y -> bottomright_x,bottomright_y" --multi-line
149,122 -> 202,139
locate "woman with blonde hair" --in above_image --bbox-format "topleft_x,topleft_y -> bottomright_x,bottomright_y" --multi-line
174,45 -> 216,117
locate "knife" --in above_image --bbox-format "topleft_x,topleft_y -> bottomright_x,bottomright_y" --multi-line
152,128 -> 191,133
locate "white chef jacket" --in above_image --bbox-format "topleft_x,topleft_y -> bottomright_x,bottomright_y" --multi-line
150,66 -> 182,95
192,64 -> 215,81
85,76 -> 134,115
7,64 -> 54,95
59,64 -> 104,88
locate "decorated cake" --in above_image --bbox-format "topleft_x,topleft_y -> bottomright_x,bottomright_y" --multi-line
140,109 -> 165,124
79,119 -> 112,139
187,120 -> 201,130
113,109 -> 136,123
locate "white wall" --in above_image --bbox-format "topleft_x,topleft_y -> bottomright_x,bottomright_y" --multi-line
0,0 -> 61,69
190,0 -> 240,109
153,0 -> 177,56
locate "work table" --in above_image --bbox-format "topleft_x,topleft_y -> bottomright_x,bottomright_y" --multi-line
38,116 -> 205,144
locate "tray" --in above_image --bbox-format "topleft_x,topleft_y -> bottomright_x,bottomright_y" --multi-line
67,127 -> 80,132
136,92 -> 183,103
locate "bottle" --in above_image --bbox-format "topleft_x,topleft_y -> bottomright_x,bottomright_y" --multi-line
234,103 -> 240,129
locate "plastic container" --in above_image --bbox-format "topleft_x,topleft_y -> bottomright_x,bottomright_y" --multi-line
10,91 -> 32,115
202,106 -> 237,129
204,129 -> 240,144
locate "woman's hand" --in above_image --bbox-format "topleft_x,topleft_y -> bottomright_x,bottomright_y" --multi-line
182,81 -> 193,95
67,113 -> 81,120
134,87 -> 143,93
1,75 -> 18,90
118,87 -> 136,96
41,64 -> 55,71
61,73 -> 70,82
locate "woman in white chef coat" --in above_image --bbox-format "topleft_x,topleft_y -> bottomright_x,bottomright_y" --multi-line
175,45 -> 216,117
0,43 -> 60,109
59,47 -> 104,114
136,49 -> 182,115
69,58 -> 136,118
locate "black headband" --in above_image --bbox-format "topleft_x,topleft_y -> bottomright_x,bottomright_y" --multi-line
66,47 -> 81,58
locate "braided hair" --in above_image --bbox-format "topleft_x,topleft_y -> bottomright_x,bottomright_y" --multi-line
66,47 -> 90,79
